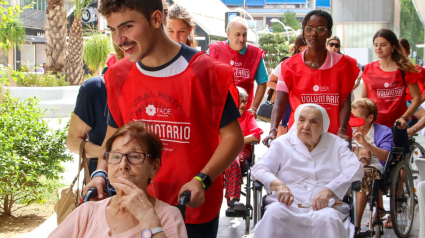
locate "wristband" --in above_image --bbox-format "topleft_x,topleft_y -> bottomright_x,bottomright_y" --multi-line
338,127 -> 347,133
90,169 -> 107,180
269,128 -> 277,134
400,116 -> 408,121
194,176 -> 205,188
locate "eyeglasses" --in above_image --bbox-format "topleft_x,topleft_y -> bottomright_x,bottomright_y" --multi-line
104,151 -> 151,165
328,42 -> 340,48
304,26 -> 327,36
240,99 -> 248,104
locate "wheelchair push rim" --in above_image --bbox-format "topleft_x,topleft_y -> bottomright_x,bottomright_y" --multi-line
389,161 -> 415,238
408,142 -> 423,194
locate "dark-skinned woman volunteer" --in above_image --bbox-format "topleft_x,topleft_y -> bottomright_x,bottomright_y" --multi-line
263,10 -> 359,144
360,29 -> 422,130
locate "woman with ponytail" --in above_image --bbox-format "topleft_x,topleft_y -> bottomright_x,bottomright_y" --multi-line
361,29 -> 422,129
166,4 -> 197,49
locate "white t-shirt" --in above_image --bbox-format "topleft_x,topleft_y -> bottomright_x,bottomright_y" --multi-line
272,63 -> 281,77
352,124 -> 384,173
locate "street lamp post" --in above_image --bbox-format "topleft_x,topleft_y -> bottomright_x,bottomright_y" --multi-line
271,18 -> 290,42
234,7 -> 258,45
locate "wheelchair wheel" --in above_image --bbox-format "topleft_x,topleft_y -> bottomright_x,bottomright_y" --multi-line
408,142 -> 424,195
373,224 -> 381,238
389,161 -> 415,238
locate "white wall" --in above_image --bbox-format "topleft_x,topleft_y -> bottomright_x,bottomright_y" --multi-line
35,44 -> 46,68
343,48 -> 370,66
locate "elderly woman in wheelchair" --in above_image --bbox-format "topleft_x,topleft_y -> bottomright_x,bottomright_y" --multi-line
351,98 -> 394,228
49,123 -> 187,238
252,104 -> 363,238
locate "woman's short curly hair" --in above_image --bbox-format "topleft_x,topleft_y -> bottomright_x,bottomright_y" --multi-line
351,98 -> 378,122
99,0 -> 163,22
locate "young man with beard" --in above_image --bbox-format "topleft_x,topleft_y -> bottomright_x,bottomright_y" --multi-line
83,0 -> 244,237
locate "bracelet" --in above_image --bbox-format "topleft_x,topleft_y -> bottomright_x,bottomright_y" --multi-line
338,127 -> 347,133
250,106 -> 258,111
90,169 -> 107,180
269,128 -> 277,134
194,176 -> 206,188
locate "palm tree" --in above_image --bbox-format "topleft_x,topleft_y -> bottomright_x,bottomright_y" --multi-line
45,0 -> 68,74
64,0 -> 91,85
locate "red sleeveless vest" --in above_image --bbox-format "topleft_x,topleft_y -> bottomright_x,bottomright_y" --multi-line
363,61 -> 421,127
281,54 -> 358,135
105,52 -> 238,224
209,41 -> 264,109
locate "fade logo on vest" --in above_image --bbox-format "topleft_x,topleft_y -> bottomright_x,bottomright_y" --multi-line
301,93 -> 340,105
313,85 -> 330,92
377,86 -> 404,98
145,104 -> 172,117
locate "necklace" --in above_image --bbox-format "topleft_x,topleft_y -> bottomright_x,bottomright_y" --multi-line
305,50 -> 320,68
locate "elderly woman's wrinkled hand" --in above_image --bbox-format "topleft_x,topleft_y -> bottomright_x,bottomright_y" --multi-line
277,185 -> 294,206
312,187 -> 335,211
352,129 -> 367,146
111,177 -> 161,229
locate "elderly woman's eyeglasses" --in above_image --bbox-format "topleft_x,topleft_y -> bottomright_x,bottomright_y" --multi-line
104,151 -> 151,165
240,99 -> 248,104
328,43 -> 340,48
304,26 -> 327,36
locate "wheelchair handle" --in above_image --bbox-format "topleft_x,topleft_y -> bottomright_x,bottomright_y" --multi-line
82,187 -> 98,204
395,121 -> 401,126
177,191 -> 191,221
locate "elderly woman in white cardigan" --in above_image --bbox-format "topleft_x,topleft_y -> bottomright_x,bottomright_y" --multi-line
252,104 -> 363,238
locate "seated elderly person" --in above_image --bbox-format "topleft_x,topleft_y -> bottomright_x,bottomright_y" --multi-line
49,122 -> 187,238
351,98 -> 394,228
225,87 -> 263,210
252,104 -> 363,238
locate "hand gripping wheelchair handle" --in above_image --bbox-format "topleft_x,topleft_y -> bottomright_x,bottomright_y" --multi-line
82,187 -> 98,203
177,191 -> 191,221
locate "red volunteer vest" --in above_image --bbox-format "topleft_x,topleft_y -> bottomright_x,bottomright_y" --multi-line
209,41 -> 264,109
405,65 -> 425,101
282,54 -> 358,135
105,52 -> 238,224
363,61 -> 420,128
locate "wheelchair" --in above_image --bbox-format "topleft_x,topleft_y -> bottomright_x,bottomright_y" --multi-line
252,128 -> 416,238
224,141 -> 258,230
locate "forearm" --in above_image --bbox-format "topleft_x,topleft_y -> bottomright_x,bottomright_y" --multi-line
251,83 -> 267,109
403,84 -> 421,118
244,135 -> 258,144
363,142 -> 389,163
339,94 -> 351,130
270,178 -> 287,192
360,84 -> 367,98
270,91 -> 289,130
201,120 -> 244,180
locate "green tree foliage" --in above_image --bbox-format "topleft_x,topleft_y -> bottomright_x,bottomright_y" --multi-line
0,91 -> 73,216
259,33 -> 290,73
0,2 -> 33,51
400,0 -> 424,60
83,33 -> 113,73
271,11 -> 301,33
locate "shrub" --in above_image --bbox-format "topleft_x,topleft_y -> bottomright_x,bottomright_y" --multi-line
16,72 -> 69,87
0,90 -> 73,216
83,33 -> 113,73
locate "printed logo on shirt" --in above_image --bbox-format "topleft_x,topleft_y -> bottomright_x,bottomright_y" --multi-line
301,93 -> 340,105
146,105 -> 156,116
230,60 -> 234,66
134,119 -> 191,147
146,104 -> 173,117
234,68 -> 250,78
384,82 -> 397,88
313,85 -> 330,92
376,86 -> 404,98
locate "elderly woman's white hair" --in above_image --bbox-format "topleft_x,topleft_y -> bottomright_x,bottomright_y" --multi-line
226,16 -> 248,33
290,103 -> 330,132
236,86 -> 248,99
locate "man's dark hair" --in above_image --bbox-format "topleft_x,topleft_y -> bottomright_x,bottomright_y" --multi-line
99,0 -> 163,22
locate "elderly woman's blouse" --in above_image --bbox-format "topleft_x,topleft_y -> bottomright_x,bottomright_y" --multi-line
48,198 -> 188,238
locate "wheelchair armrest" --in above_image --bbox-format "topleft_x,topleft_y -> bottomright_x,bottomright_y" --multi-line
351,181 -> 361,192
254,180 -> 264,190
391,147 -> 404,153
251,141 -> 258,145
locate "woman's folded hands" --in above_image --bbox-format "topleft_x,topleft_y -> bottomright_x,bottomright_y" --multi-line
311,187 -> 335,211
